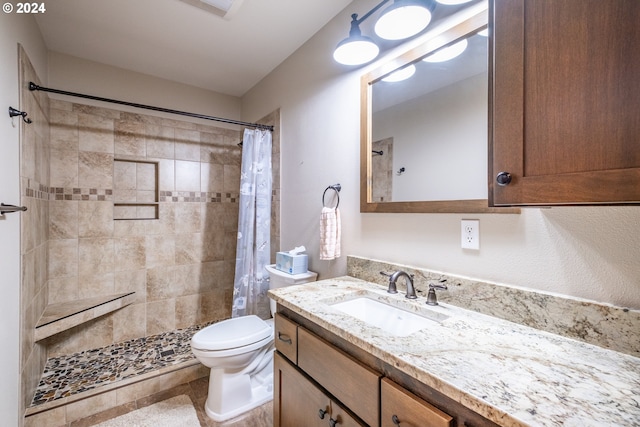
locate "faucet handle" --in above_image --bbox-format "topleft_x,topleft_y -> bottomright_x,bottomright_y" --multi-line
426,281 -> 448,306
380,271 -> 398,293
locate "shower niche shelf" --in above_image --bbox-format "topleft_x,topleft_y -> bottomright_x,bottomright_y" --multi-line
113,158 -> 159,220
35,292 -> 136,341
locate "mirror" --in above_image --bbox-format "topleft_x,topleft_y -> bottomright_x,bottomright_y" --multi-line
360,4 -> 517,213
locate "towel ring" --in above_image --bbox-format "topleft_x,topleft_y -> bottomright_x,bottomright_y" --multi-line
322,183 -> 341,209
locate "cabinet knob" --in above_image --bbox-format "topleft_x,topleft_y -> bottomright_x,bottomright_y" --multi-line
318,408 -> 327,419
329,418 -> 338,427
496,171 -> 512,186
392,414 -> 401,426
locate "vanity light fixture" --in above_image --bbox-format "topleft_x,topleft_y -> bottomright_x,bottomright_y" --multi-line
333,0 -> 436,66
333,14 -> 380,65
435,0 -> 474,4
382,64 -> 416,82
423,38 -> 468,62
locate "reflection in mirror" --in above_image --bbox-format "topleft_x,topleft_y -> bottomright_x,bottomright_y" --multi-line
371,32 -> 487,202
360,3 -> 518,213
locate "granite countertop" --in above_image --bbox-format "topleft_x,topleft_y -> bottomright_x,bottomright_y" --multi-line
268,276 -> 640,427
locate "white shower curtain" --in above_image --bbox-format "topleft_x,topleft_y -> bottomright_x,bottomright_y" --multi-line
232,128 -> 272,318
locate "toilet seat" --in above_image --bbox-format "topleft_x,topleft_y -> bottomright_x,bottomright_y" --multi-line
191,315 -> 273,352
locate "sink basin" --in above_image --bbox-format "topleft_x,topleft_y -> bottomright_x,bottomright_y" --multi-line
330,297 -> 445,337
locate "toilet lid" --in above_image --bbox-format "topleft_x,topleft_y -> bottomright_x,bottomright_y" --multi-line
191,315 -> 272,351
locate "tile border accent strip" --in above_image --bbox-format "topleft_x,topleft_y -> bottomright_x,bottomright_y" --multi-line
22,180 -> 240,204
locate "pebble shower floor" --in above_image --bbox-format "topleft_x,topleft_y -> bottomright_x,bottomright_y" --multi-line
30,323 -> 208,407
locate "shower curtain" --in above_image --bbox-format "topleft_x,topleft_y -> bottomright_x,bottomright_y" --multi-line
232,128 -> 272,318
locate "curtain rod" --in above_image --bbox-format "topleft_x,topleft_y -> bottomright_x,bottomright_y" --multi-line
28,82 -> 274,132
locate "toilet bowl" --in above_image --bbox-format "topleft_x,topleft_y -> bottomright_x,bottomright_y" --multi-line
190,315 -> 275,422
190,264 -> 317,422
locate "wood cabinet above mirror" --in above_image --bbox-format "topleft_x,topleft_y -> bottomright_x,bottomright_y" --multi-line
360,2 -> 517,214
490,0 -> 640,206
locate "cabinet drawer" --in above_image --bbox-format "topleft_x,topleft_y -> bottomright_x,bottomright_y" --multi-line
275,314 -> 298,363
298,327 -> 380,427
381,378 -> 453,427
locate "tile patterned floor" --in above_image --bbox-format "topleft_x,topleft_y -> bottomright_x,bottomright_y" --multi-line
31,323 -> 209,407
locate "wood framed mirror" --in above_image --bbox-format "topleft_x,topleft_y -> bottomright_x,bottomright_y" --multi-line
359,2 -> 517,214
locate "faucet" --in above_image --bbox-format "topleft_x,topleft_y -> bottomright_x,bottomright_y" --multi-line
426,281 -> 448,306
387,270 -> 417,299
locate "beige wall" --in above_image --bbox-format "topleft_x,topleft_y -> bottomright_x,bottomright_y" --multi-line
18,45 -> 51,420
0,11 -> 48,424
242,0 -> 640,309
48,52 -> 241,126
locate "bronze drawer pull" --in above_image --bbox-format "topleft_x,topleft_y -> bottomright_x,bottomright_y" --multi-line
277,332 -> 292,344
318,408 -> 327,419
392,414 -> 401,426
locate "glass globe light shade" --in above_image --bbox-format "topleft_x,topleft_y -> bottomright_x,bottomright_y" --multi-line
333,36 -> 380,65
374,3 -> 432,40
423,38 -> 468,63
436,0 -> 473,4
382,64 -> 416,82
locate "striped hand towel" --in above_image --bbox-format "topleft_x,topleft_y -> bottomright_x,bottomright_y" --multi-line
319,207 -> 341,260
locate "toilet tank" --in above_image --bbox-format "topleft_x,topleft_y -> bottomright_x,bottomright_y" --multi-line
265,264 -> 317,316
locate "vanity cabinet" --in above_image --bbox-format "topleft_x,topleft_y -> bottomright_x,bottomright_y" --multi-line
274,311 -> 497,427
489,0 -> 640,206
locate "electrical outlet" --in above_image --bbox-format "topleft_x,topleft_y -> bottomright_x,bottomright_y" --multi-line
461,219 -> 479,250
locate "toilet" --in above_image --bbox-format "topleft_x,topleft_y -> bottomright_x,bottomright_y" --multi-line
190,264 -> 317,422
264,264 -> 318,315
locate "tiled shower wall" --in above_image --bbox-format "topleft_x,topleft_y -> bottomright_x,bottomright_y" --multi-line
46,99 -> 280,357
19,45 -> 51,418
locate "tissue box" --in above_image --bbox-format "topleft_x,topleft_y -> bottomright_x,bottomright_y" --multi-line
275,252 -> 308,275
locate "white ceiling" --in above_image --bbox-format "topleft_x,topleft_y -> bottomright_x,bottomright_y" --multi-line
35,0 -> 353,97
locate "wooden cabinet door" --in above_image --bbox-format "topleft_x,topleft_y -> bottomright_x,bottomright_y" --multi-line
274,352 -> 329,427
490,0 -> 640,205
274,352 -> 366,427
